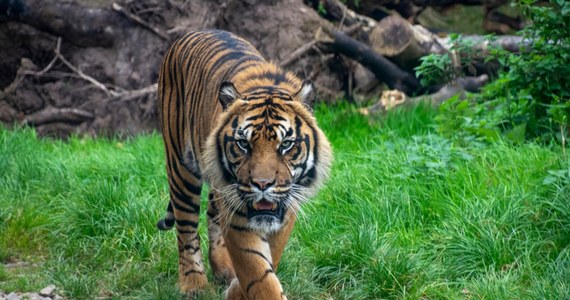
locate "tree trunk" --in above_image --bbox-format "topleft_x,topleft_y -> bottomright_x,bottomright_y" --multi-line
1,0 -> 126,47
369,14 -> 446,71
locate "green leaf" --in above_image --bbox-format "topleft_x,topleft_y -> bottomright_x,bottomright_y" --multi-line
542,175 -> 558,185
505,123 -> 527,144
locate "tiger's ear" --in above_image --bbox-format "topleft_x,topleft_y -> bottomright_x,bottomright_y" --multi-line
219,82 -> 240,110
295,80 -> 316,111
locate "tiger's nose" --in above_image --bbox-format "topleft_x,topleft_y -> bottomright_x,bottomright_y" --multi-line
251,178 -> 275,191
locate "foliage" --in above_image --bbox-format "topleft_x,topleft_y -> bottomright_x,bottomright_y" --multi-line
415,33 -> 486,87
416,0 -> 570,143
1,105 -> 569,299
415,50 -> 454,87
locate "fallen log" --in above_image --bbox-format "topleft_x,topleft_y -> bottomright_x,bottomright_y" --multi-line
359,74 -> 489,115
369,14 -> 446,71
436,34 -> 526,54
305,0 -> 524,86
23,107 -> 95,126
0,0 -> 124,47
317,24 -> 422,95
370,14 -> 525,71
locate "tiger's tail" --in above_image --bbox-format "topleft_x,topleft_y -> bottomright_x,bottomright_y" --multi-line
156,201 -> 175,230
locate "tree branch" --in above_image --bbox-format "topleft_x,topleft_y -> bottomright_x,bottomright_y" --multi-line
112,2 -> 169,41
23,107 -> 95,126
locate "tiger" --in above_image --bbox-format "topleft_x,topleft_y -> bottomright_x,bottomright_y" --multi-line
156,29 -> 332,299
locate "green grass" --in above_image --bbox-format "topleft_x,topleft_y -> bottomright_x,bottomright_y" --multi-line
1,104 -> 568,299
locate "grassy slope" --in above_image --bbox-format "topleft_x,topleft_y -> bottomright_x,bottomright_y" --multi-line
0,104 -> 568,299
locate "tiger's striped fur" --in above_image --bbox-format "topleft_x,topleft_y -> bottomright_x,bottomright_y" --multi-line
157,30 -> 332,299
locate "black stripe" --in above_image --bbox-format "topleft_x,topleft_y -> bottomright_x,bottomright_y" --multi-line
176,219 -> 199,228
290,136 -> 306,161
207,211 -> 217,220
234,210 -> 247,218
184,270 -> 205,276
170,158 -> 202,195
298,166 -> 316,186
170,194 -> 199,214
170,49 -> 183,158
244,71 -> 290,85
162,48 -> 182,159
246,269 -> 274,294
227,56 -> 265,78
207,51 -> 248,80
215,117 -> 237,183
230,224 -> 251,232
184,244 -> 200,253
241,248 -> 274,270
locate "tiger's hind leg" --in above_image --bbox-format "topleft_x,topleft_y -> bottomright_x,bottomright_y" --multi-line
165,156 -> 208,294
207,191 -> 236,282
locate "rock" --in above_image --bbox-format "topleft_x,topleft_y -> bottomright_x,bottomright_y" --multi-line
6,292 -> 20,300
39,285 -> 56,297
26,293 -> 52,300
26,294 -> 42,300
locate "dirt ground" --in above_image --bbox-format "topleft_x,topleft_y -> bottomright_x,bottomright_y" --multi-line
0,0 -> 343,138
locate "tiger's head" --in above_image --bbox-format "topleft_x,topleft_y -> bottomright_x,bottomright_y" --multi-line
204,80 -> 332,233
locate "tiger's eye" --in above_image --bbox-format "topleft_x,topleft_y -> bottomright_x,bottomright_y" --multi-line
236,139 -> 249,151
280,140 -> 295,153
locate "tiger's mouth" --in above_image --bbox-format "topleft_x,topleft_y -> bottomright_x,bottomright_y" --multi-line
247,199 -> 284,220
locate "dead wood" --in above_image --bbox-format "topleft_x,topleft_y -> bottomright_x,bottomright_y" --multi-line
317,24 -> 422,95
406,75 -> 488,106
1,0 -> 521,138
369,14 -> 446,71
23,107 -> 95,126
15,37 -> 124,97
112,2 -> 169,40
370,14 -> 523,71
303,0 -> 521,93
2,0 -> 338,138
280,40 -> 319,68
1,0 -> 124,47
437,34 -> 526,54
104,84 -> 157,103
279,23 -> 360,68
360,74 -> 488,115
303,0 -> 377,32
308,0 -> 524,37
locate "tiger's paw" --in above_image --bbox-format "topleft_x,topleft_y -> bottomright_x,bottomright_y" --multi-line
179,272 -> 208,297
224,279 -> 246,300
209,242 -> 236,283
212,262 -> 236,283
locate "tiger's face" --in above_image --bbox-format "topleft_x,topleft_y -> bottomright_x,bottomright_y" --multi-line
204,81 -> 331,233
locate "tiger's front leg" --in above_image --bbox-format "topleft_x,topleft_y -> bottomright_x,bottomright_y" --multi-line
207,191 -> 236,282
223,215 -> 296,300
167,158 -> 208,295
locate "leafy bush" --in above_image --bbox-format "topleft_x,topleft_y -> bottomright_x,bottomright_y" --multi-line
415,33 -> 487,87
417,0 -> 570,143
